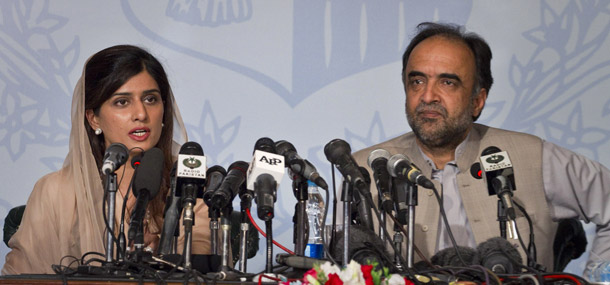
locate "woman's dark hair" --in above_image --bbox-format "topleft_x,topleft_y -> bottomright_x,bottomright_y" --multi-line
84,44 -> 174,228
401,22 -> 493,121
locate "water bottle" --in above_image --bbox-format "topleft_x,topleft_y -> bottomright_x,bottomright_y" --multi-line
304,180 -> 325,259
586,261 -> 610,283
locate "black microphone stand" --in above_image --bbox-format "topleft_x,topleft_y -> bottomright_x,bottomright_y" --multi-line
220,206 -> 233,271
208,207 -> 220,255
392,223 -> 404,271
405,181 -> 418,268
378,192 -> 387,244
340,179 -> 353,266
238,190 -> 253,272
292,176 -> 308,256
497,200 -> 508,239
104,173 -> 118,263
182,187 -> 197,270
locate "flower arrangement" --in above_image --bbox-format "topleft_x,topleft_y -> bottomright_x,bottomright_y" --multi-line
282,260 -> 413,285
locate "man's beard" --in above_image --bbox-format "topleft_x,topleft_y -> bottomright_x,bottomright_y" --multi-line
406,101 -> 473,149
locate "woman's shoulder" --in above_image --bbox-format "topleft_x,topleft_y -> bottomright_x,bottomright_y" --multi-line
29,168 -> 77,200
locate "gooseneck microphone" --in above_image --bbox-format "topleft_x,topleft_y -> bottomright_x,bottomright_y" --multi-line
367,149 -> 393,213
128,147 -> 164,245
102,143 -> 129,175
323,139 -> 367,191
386,154 -> 434,189
275,140 -> 328,190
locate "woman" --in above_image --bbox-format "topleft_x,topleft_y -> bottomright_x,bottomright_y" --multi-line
2,45 -> 210,274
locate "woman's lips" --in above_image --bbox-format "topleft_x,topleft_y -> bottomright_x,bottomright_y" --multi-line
129,127 -> 150,141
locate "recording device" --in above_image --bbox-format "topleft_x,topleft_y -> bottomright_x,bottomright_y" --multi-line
475,237 -> 523,274
479,146 -> 516,220
386,154 -> 434,189
367,149 -> 393,212
247,138 -> 284,221
101,143 -> 129,175
211,161 -> 249,209
275,140 -> 328,189
203,165 -> 227,206
128,147 -> 164,242
323,139 -> 367,191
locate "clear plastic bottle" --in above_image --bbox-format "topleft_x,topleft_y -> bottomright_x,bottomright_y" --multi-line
586,261 -> 610,283
304,180 -> 325,259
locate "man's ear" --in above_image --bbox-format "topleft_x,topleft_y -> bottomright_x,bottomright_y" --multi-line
473,88 -> 488,118
85,109 -> 99,130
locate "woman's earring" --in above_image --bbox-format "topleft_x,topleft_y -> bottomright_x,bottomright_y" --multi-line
95,128 -> 102,135
162,123 -> 165,128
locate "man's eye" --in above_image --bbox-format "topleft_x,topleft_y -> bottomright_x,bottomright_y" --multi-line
411,79 -> 423,85
442,79 -> 455,86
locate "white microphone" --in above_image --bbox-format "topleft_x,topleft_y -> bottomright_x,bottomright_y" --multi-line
247,138 -> 284,220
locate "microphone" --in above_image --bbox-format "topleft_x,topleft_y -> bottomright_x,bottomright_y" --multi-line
276,253 -> 325,269
157,162 -> 180,256
247,137 -> 284,221
479,146 -> 516,220
323,139 -> 367,191
176,142 -> 207,200
430,246 -> 477,267
211,161 -> 249,209
353,167 -> 374,231
128,147 -> 164,242
386,154 -> 434,189
475,237 -> 523,274
275,140 -> 328,190
367,149 -> 393,212
203,165 -> 227,207
102,143 -> 129,175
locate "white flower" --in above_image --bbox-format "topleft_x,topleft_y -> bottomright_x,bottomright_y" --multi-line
339,260 -> 365,285
386,274 -> 405,285
319,261 -> 342,276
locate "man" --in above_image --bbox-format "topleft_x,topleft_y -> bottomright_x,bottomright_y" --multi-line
352,22 -> 610,274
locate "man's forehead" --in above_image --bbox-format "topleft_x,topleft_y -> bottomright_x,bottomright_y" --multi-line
404,36 -> 476,77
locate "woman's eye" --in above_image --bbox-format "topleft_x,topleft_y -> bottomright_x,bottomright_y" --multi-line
144,96 -> 157,103
114,98 -> 128,106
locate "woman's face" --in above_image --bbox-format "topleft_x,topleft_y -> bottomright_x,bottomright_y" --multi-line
86,71 -> 165,153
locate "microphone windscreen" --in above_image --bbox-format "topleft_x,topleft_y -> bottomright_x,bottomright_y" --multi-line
133,147 -> 164,199
431,246 -> 477,267
180,141 -> 204,155
330,225 -> 391,269
475,237 -> 522,274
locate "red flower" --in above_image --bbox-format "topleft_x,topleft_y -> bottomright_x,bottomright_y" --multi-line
303,268 -> 318,280
404,277 -> 414,285
361,264 -> 374,285
326,273 -> 344,285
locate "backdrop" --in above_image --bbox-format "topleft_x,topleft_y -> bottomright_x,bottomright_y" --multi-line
1,0 -> 609,275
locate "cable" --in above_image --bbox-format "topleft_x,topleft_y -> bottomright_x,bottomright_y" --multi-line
246,208 -> 295,255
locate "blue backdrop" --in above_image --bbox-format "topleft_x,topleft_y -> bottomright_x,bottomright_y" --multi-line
1,0 -> 609,275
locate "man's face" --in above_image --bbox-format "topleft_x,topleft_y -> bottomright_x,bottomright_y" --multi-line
403,36 -> 486,149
